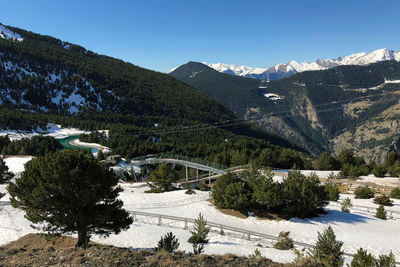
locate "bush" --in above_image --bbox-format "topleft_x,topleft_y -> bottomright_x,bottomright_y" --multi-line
373,195 -> 393,206
273,231 -> 294,250
188,213 -> 210,244
0,157 -> 14,184
248,248 -> 262,260
198,181 -> 210,191
324,181 -> 340,202
313,226 -> 344,267
156,232 -> 179,253
372,164 -> 387,177
147,163 -> 180,193
281,171 -> 329,218
377,251 -> 396,267
354,185 -> 374,199
341,197 -> 353,213
376,205 -> 387,220
351,248 -> 375,267
389,187 -> 400,199
212,172 -> 251,211
192,243 -> 204,255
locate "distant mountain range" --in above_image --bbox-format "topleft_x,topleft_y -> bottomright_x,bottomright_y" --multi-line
170,60 -> 400,163
169,48 -> 400,81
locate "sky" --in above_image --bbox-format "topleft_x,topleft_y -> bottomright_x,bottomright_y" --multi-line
1,0 -> 399,72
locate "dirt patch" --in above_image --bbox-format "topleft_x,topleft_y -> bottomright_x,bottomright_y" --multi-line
0,234 -> 323,266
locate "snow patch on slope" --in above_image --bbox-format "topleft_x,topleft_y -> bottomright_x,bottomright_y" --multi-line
0,24 -> 23,41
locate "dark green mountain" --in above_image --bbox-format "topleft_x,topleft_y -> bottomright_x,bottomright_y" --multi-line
170,61 -> 400,162
0,23 -> 307,168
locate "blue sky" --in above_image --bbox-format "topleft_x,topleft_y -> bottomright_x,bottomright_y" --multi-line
1,0 -> 399,72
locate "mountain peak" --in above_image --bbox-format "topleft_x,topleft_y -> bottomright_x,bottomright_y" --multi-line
173,48 -> 400,81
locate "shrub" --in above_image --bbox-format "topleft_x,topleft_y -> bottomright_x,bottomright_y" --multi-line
188,213 -> 210,244
198,181 -> 209,191
313,226 -> 344,267
248,248 -> 262,259
341,198 -> 353,213
389,187 -> 400,199
147,163 -> 179,192
372,164 -> 387,177
373,195 -> 393,206
0,157 -> 14,184
376,251 -> 396,267
281,171 -> 329,218
351,248 -> 375,267
354,185 -> 374,199
324,181 -> 340,202
273,231 -> 294,250
192,243 -> 204,255
212,172 -> 251,210
376,205 -> 387,220
156,232 -> 179,253
246,168 -> 282,211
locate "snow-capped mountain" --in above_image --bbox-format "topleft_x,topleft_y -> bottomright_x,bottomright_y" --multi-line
197,48 -> 400,80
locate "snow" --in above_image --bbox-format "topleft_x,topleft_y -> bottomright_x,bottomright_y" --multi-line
0,24 -> 23,41
3,156 -> 33,174
0,179 -> 399,263
264,93 -> 284,100
200,48 -> 400,80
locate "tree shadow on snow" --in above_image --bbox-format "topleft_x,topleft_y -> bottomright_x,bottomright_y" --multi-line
290,209 -> 371,225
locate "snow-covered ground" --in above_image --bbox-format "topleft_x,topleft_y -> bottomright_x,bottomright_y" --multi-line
3,156 -> 33,174
1,178 -> 399,264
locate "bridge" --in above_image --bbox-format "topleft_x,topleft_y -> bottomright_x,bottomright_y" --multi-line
116,154 -> 229,183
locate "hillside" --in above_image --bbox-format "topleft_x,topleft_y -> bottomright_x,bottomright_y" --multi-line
170,61 -> 400,161
0,23 -> 306,167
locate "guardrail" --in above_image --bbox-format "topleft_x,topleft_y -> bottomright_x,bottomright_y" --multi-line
128,210 -> 400,264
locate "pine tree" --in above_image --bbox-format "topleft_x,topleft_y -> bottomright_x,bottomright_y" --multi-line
147,163 -> 179,192
7,149 -> 133,248
188,213 -> 210,244
376,251 -> 396,267
341,198 -> 353,213
351,248 -> 375,267
313,226 -> 344,267
376,205 -> 387,220
0,157 -> 14,184
156,232 -> 179,253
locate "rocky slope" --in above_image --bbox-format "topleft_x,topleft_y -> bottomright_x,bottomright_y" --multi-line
170,60 -> 400,162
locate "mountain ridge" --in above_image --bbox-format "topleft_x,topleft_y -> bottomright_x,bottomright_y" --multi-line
169,48 -> 400,81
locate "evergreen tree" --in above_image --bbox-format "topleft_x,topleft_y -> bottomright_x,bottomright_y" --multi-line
350,248 -> 375,267
246,168 -> 282,210
7,149 -> 132,248
316,152 -> 340,170
156,232 -> 180,253
354,185 -> 375,199
188,213 -> 210,244
281,171 -> 329,218
0,157 -> 14,184
313,226 -> 344,267
147,163 -> 179,192
341,198 -> 352,213
376,205 -> 387,220
97,149 -> 105,160
324,180 -> 340,202
376,252 -> 396,267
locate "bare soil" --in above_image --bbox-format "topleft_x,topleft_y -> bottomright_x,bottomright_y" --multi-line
0,234 -> 325,267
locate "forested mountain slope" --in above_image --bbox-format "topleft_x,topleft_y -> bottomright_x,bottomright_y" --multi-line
0,23 -> 308,167
171,61 -> 400,162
